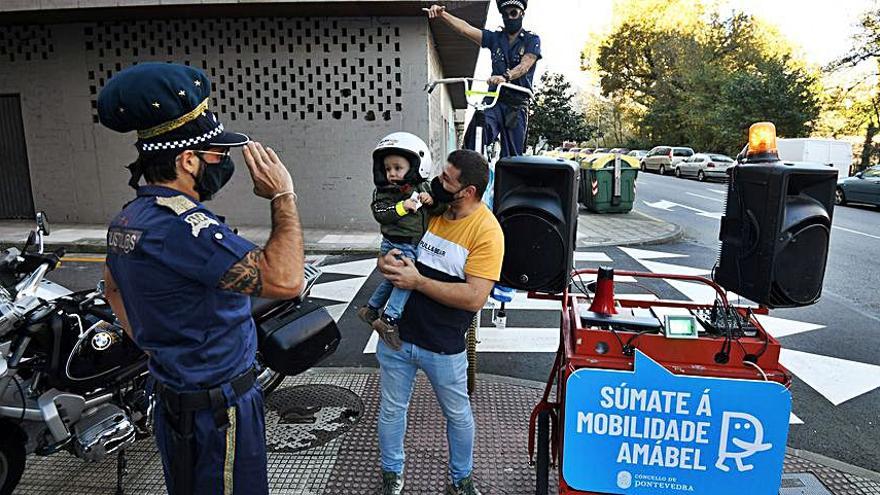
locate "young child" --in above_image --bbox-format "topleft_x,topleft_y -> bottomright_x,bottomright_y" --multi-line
357,132 -> 446,350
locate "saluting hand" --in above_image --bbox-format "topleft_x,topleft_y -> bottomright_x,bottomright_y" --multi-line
243,141 -> 295,199
423,5 -> 446,18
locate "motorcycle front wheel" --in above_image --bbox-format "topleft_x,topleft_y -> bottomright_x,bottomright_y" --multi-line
0,427 -> 25,495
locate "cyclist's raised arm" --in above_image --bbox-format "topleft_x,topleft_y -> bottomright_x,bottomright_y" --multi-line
424,5 -> 482,45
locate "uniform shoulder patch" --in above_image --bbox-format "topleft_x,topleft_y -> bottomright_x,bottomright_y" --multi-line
183,211 -> 220,237
156,195 -> 197,216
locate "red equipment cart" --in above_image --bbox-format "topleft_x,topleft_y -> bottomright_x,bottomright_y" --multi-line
527,268 -> 792,495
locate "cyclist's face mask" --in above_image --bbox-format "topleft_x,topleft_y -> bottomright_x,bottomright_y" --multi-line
502,8 -> 523,34
190,150 -> 235,201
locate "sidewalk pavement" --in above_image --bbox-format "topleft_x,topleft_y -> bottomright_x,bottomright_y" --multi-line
13,369 -> 880,494
0,209 -> 681,255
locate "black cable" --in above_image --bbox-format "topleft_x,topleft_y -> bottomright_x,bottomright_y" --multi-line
623,329 -> 656,354
608,327 -> 626,354
11,375 -> 26,423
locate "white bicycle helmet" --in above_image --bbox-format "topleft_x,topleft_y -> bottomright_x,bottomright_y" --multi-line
372,132 -> 432,186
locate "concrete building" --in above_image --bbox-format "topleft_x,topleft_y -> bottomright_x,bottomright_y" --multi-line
0,0 -> 488,229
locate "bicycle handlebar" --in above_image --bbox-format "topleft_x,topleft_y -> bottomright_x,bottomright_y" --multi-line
425,78 -> 533,111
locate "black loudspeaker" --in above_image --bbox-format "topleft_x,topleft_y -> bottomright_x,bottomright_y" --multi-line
494,156 -> 579,293
714,162 -> 837,308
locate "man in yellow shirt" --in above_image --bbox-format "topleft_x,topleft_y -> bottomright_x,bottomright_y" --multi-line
376,150 -> 504,495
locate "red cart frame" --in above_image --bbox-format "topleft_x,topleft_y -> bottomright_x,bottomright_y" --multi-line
526,268 -> 792,495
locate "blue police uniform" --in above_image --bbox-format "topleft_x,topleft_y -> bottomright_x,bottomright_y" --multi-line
464,28 -> 542,157
98,64 -> 267,495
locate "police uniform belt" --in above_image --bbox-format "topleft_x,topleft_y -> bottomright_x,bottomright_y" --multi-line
155,367 -> 256,418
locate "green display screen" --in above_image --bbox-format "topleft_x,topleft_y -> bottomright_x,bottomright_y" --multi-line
665,316 -> 698,338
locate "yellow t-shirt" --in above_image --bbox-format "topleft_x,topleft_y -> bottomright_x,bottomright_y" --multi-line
399,204 -> 505,354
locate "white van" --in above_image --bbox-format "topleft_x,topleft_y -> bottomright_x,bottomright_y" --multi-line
776,138 -> 854,178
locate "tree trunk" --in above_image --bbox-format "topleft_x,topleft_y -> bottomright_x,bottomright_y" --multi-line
860,122 -> 877,172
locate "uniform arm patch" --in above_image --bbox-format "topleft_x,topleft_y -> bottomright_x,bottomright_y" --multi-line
107,227 -> 144,255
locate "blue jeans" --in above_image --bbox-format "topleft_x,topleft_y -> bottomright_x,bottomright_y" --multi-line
377,340 -> 474,483
368,238 -> 418,320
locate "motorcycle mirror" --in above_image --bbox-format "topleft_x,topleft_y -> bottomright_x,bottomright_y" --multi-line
97,279 -> 106,295
23,231 -> 36,252
36,211 -> 50,236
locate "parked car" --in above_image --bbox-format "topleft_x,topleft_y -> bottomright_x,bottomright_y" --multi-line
609,147 -> 631,154
561,148 -> 582,160
836,166 -> 880,207
594,147 -> 611,153
674,153 -> 735,181
627,150 -> 648,163
642,146 -> 695,174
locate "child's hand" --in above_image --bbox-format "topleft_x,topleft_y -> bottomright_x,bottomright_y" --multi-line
403,199 -> 419,212
419,192 -> 434,205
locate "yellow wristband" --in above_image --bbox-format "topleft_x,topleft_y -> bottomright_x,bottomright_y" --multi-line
395,201 -> 408,216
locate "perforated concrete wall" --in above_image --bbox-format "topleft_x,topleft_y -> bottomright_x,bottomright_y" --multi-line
0,15 -> 455,229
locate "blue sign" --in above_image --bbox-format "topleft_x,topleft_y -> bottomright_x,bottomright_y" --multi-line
563,350 -> 791,495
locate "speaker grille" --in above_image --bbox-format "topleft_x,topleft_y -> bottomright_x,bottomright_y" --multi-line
773,223 -> 830,305
499,212 -> 565,291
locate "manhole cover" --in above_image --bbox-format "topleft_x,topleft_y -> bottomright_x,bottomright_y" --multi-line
778,473 -> 833,495
264,384 -> 363,453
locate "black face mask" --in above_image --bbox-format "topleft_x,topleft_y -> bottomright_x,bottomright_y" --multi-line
503,17 -> 523,34
430,177 -> 467,204
194,155 -> 235,201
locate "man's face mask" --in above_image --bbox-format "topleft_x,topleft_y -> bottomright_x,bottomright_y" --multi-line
193,150 -> 235,201
430,176 -> 468,204
503,8 -> 523,34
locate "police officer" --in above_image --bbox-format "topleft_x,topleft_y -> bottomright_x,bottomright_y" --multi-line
426,0 -> 542,157
97,63 -> 305,494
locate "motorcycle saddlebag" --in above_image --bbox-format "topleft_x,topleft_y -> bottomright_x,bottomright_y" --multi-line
254,299 -> 341,376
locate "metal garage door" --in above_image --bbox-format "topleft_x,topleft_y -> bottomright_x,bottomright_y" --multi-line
0,94 -> 35,219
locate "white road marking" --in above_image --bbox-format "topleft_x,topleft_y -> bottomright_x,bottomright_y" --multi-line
686,192 -> 725,203
635,259 -> 711,277
574,252 -> 613,262
309,276 -> 368,304
790,413 -> 804,425
753,315 -> 825,339
318,234 -> 379,244
619,247 -> 688,260
362,328 -> 561,354
779,349 -> 880,406
320,258 -> 377,277
643,200 -> 722,219
833,226 -> 880,240
324,303 -> 349,323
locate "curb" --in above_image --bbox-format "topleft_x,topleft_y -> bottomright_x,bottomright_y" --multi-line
578,210 -> 684,249
786,447 -> 880,482
12,211 -> 684,256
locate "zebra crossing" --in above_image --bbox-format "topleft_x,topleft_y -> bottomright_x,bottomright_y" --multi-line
307,246 -> 880,427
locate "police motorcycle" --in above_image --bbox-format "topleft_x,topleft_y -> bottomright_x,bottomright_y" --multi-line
0,213 -> 339,495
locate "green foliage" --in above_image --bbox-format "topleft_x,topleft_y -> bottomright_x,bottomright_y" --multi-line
587,3 -> 822,156
826,5 -> 880,170
528,72 -> 596,148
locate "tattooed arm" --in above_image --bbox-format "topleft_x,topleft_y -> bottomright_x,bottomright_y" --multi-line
218,142 -> 305,299
103,265 -> 134,340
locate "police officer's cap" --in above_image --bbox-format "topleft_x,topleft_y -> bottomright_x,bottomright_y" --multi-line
97,63 -> 248,154
497,0 -> 527,12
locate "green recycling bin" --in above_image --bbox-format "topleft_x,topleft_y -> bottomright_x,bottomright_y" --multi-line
578,153 -> 639,213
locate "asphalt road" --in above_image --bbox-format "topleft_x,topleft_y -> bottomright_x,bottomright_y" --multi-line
42,180 -> 880,472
